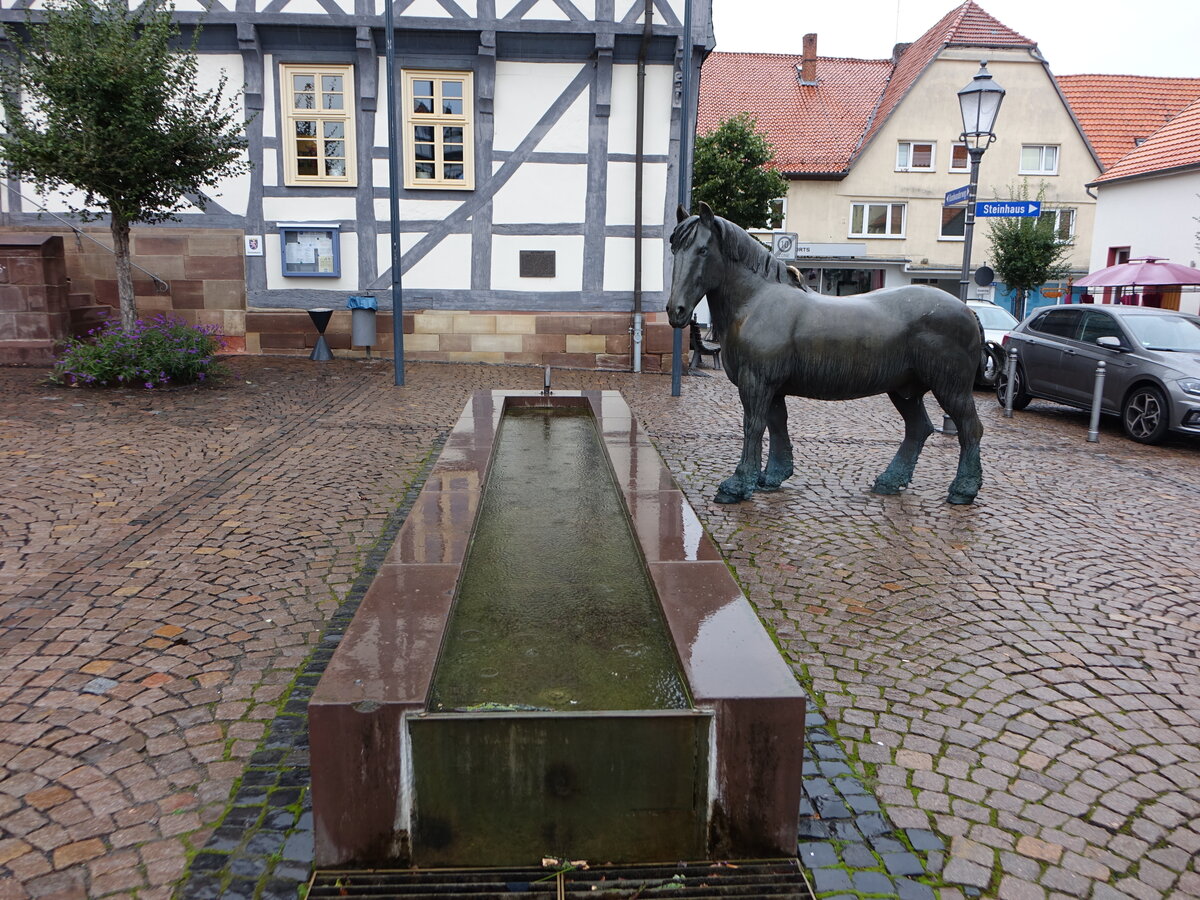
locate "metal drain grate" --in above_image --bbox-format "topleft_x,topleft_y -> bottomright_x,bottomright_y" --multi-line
308,859 -> 815,898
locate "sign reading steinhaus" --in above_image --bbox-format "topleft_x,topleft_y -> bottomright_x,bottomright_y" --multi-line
975,200 -> 1041,218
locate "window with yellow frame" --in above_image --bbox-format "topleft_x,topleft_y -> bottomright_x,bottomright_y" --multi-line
281,64 -> 356,186
403,71 -> 474,190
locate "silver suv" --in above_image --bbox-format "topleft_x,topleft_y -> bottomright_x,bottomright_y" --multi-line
997,304 -> 1200,444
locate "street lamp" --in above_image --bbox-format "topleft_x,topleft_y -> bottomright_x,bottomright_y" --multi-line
956,60 -> 1005,303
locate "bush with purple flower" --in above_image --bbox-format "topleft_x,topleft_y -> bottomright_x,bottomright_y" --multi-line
51,314 -> 228,388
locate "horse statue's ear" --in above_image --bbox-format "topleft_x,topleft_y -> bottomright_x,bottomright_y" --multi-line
698,201 -> 715,225
676,204 -> 689,223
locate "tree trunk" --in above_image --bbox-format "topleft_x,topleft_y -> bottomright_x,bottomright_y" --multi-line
1014,288 -> 1027,322
110,216 -> 137,331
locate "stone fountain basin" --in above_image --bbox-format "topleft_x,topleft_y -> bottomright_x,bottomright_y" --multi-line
309,390 -> 805,868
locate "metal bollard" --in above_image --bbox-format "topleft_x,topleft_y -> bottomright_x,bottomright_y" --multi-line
1087,360 -> 1107,443
1003,346 -> 1018,418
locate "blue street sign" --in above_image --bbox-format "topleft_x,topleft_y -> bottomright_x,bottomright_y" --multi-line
975,200 -> 1041,217
944,185 -> 971,206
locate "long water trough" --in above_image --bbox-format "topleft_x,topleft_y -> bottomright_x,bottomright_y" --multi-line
309,390 -> 805,867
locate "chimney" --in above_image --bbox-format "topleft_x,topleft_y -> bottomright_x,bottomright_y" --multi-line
799,32 -> 817,84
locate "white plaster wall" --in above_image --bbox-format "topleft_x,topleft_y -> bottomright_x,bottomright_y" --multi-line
493,63 -> 586,153
604,236 -> 664,292
1089,172 -> 1200,271
262,55 -> 277,140
605,162 -> 668,226
373,59 -> 388,149
492,235 -> 584,291
607,65 -> 674,157
195,55 -> 250,218
264,231 -> 358,290
372,196 -> 467,223
387,232 -> 473,290
492,163 -> 587,225
262,197 -> 358,223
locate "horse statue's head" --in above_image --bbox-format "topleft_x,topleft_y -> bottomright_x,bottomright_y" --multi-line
666,201 -> 723,328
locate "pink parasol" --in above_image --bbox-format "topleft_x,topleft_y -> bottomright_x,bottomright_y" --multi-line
1074,256 -> 1200,288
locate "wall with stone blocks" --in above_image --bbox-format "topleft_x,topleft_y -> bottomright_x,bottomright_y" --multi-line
0,235 -> 71,366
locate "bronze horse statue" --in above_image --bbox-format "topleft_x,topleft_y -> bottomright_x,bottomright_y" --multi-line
667,202 -> 985,505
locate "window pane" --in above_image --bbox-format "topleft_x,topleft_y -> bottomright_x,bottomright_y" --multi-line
941,207 -> 965,237
443,98 -> 463,115
415,162 -> 435,179
323,92 -> 343,110
442,126 -> 463,143
1021,146 -> 1042,170
1045,146 -> 1058,170
912,143 -> 932,167
413,125 -> 434,143
867,205 -> 887,234
325,159 -> 346,177
324,140 -> 345,158
897,144 -> 910,167
322,75 -> 342,93
851,205 -> 864,234
951,144 -> 968,168
1058,209 -> 1074,240
414,143 -> 435,161
293,75 -> 316,93
295,120 -> 317,137
414,79 -> 433,95
444,164 -> 465,180
443,144 -> 463,162
442,81 -> 463,98
297,158 -> 318,176
295,139 -> 318,158
323,122 -> 344,139
294,92 -> 315,110
890,204 -> 904,234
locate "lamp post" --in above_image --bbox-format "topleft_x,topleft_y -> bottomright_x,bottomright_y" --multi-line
956,60 -> 1005,303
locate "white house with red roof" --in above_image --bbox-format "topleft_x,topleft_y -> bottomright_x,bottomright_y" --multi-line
1083,96 -> 1200,315
698,2 -> 1102,311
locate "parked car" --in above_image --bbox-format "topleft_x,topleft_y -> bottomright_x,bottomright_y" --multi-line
996,304 -> 1200,444
967,300 -> 1018,388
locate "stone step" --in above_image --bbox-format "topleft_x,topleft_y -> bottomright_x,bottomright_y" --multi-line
68,304 -> 114,337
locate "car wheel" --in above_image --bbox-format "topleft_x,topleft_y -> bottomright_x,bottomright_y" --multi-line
1122,385 -> 1170,444
995,363 -> 1031,410
976,341 -> 1004,389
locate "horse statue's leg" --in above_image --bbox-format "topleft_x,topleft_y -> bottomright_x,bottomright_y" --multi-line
758,392 -> 794,491
716,379 -> 773,503
872,392 -> 934,495
932,384 -> 984,505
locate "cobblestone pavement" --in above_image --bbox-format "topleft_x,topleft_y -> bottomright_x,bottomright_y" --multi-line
0,357 -> 1197,900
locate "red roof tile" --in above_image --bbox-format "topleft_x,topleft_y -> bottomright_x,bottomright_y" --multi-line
1056,74 -> 1200,170
858,2 -> 1036,153
1091,94 -> 1200,184
697,52 -> 891,175
697,3 -> 1037,177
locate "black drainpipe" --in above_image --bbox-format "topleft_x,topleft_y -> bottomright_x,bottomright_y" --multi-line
632,0 -> 652,372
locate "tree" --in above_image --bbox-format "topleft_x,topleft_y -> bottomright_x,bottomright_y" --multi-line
986,182 -> 1072,320
0,0 -> 251,331
691,113 -> 788,230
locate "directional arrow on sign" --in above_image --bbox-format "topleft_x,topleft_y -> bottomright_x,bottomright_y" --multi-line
974,200 -> 1041,218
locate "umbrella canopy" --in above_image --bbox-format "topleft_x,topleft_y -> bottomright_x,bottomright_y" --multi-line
1075,256 -> 1200,288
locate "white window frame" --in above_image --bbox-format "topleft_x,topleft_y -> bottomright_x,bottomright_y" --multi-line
402,69 -> 475,190
849,202 -> 907,238
1020,144 -> 1059,176
768,196 -> 786,230
896,141 -> 936,172
949,142 -> 969,172
280,64 -> 356,187
939,206 -> 965,241
1039,207 -> 1076,243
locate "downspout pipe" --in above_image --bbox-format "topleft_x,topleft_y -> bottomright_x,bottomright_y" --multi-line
632,0 -> 652,372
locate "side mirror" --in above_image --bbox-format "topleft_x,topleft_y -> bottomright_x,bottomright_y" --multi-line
1095,336 -> 1125,351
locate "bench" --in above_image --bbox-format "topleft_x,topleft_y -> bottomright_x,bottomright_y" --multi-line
689,319 -> 721,369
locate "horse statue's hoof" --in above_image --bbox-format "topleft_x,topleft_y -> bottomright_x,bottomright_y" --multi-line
713,490 -> 743,504
946,491 -> 977,505
871,476 -> 905,495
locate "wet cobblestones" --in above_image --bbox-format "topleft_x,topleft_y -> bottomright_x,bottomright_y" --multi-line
1,358 -> 1198,899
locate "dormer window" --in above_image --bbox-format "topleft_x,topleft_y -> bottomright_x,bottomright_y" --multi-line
896,141 -> 935,172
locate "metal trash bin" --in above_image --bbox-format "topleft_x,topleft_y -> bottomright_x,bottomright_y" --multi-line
347,295 -> 377,348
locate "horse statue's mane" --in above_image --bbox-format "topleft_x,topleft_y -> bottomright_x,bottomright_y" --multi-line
670,212 -> 809,291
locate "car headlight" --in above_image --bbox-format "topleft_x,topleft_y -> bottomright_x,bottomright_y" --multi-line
1178,378 -> 1200,397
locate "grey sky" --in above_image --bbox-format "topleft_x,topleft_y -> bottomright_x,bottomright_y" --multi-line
709,0 -> 1200,78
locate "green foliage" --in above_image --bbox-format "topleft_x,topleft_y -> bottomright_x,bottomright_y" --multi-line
986,181 -> 1072,317
0,0 -> 250,226
51,314 -> 227,388
691,113 -> 788,230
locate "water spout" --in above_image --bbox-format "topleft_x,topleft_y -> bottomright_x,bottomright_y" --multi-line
542,365 -> 552,396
